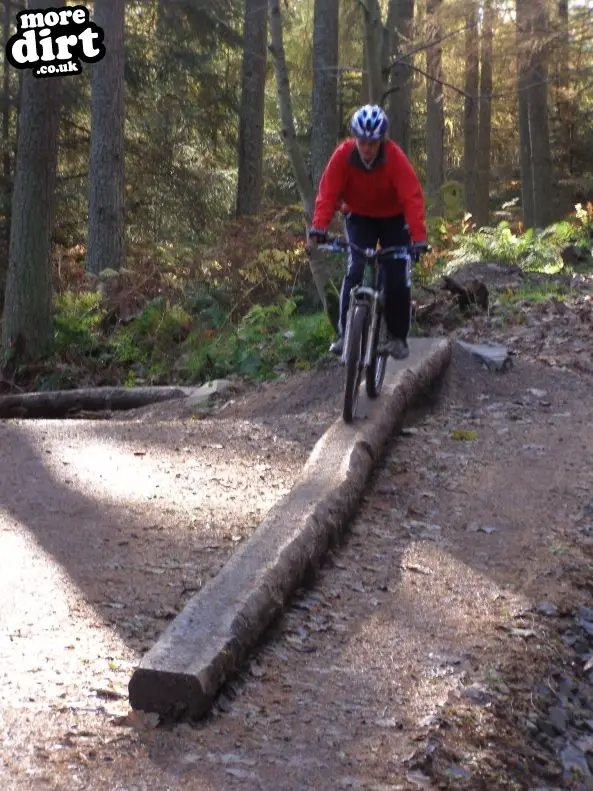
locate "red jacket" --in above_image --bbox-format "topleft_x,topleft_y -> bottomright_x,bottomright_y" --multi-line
312,139 -> 427,241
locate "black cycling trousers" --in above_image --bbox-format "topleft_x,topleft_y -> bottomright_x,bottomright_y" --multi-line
340,213 -> 412,340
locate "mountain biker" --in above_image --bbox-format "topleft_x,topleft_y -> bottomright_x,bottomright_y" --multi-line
307,104 -> 427,360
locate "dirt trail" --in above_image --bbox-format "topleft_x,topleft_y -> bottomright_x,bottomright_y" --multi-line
2,268 -> 593,789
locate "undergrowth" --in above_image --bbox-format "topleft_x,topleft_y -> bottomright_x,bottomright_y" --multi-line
42,292 -> 335,391
9,201 -> 593,392
444,201 -> 593,276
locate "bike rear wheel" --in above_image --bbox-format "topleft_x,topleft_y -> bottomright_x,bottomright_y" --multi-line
343,304 -> 367,424
366,309 -> 388,399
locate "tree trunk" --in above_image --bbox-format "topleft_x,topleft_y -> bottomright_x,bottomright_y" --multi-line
2,0 -> 10,186
555,0 -> 571,176
0,385 -> 191,417
516,0 -> 534,229
87,0 -> 125,274
475,0 -> 492,228
360,38 -> 370,103
386,0 -> 414,154
236,0 -> 268,216
463,1 -> 479,219
528,0 -> 553,228
1,0 -> 62,358
151,0 -> 174,241
361,0 -> 384,104
311,0 -> 339,191
268,0 -> 329,309
1,0 -> 12,296
425,0 -> 444,216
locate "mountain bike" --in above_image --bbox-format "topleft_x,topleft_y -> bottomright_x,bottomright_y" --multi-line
318,237 -> 428,424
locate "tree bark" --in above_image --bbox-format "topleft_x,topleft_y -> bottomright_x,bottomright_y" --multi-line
2,0 -> 62,358
555,0 -> 571,175
268,0 -> 329,308
555,0 -> 571,176
516,0 -> 534,229
2,0 -> 10,187
528,0 -> 553,228
475,0 -> 493,228
236,0 -> 268,216
463,1 -> 479,219
386,0 -> 414,154
360,0 -> 384,104
1,0 -> 10,299
425,0 -> 444,216
311,0 -> 339,191
0,386 -> 190,418
87,0 -> 125,274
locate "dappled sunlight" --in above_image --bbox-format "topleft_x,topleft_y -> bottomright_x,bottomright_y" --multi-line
0,512 -> 136,712
0,417 -> 316,788
19,419 -> 293,525
337,542 -> 532,729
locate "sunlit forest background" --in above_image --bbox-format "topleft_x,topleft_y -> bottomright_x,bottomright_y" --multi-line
0,0 -> 591,390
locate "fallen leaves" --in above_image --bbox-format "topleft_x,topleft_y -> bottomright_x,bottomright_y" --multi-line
451,429 -> 477,441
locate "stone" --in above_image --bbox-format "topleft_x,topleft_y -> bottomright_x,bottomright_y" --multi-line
184,379 -> 234,408
456,340 -> 513,371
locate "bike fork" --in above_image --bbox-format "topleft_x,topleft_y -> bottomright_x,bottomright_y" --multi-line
364,300 -> 379,367
340,293 -> 357,365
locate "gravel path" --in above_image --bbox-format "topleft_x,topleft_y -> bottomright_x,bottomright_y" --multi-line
2,271 -> 593,789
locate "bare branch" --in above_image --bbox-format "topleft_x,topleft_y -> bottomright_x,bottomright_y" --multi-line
382,64 -> 471,101
381,63 -> 569,105
387,20 -> 478,72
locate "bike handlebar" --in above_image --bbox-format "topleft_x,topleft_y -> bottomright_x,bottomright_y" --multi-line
316,236 -> 431,259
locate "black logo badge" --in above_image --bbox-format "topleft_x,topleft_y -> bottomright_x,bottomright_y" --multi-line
6,5 -> 105,78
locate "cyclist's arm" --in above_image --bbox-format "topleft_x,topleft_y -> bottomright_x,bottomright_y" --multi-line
387,144 -> 427,243
311,146 -> 348,231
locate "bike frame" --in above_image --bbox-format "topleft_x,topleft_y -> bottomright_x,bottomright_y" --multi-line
315,235 -> 429,422
318,237 -> 417,366
342,258 -> 384,368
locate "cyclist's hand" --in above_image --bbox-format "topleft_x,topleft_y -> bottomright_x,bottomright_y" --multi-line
307,227 -> 328,250
411,240 -> 430,262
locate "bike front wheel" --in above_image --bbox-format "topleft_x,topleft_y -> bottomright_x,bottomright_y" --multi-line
366,309 -> 388,399
343,304 -> 367,424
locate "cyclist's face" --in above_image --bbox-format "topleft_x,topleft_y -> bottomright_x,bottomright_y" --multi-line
356,138 -> 381,163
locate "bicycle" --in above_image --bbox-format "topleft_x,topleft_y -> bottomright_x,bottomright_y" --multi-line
317,237 -> 429,424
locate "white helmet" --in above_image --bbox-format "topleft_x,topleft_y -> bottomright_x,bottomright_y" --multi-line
351,104 -> 388,140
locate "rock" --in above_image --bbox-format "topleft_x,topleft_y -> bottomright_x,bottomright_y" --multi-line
444,765 -> 471,782
405,771 -> 432,789
456,340 -> 513,371
561,743 -> 592,778
460,684 -> 492,705
537,602 -> 559,617
561,244 -> 593,269
548,705 -> 568,734
184,379 -> 234,408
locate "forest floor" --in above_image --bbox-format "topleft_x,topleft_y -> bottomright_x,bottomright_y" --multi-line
1,264 -> 593,790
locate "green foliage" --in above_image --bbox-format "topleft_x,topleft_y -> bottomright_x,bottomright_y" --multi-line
47,285 -> 333,390
448,220 -> 572,274
497,281 -> 568,307
53,291 -> 105,358
452,429 -> 477,441
186,299 -> 334,382
441,180 -> 464,220
113,298 -> 191,365
182,285 -> 230,330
